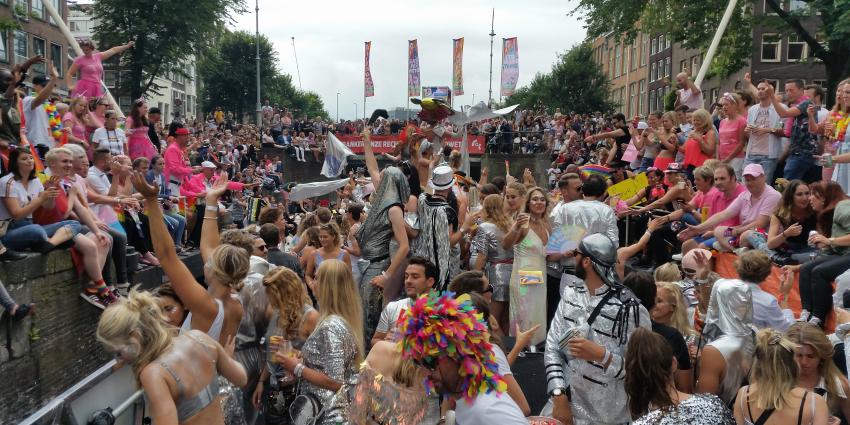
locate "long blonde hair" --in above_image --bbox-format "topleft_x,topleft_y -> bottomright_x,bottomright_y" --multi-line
316,259 -> 364,362
654,262 -> 682,282
481,194 -> 513,233
207,244 -> 250,292
785,323 -> 847,405
750,328 -> 800,410
656,282 -> 694,337
97,291 -> 174,381
264,267 -> 311,335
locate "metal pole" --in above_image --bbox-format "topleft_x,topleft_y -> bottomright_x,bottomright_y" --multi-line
336,92 -> 339,123
292,37 -> 302,90
488,9 -> 495,108
354,102 -> 358,121
363,96 -> 366,121
43,0 -> 124,118
695,0 -> 739,88
255,0 -> 261,128
472,93 -> 475,105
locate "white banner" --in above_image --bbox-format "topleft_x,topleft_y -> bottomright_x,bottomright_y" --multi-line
289,178 -> 350,202
321,132 -> 354,177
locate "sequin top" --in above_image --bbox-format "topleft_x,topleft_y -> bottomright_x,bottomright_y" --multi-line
632,394 -> 736,425
300,314 -> 359,423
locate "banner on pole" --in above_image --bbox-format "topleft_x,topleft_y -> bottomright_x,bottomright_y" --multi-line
452,38 -> 464,96
336,134 -> 485,155
364,41 -> 374,97
500,37 -> 519,97
408,40 -> 421,97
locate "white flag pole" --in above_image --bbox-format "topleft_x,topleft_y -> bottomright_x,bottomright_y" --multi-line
43,0 -> 125,119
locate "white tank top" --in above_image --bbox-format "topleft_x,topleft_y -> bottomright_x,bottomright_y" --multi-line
180,298 -> 225,341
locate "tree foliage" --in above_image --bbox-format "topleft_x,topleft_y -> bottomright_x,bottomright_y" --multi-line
572,0 -> 850,104
198,31 -> 328,121
505,43 -> 615,114
92,0 -> 246,99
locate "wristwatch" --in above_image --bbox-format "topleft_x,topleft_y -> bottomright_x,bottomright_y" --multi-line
550,388 -> 565,398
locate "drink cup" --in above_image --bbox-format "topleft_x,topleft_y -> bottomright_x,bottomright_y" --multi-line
520,213 -> 530,229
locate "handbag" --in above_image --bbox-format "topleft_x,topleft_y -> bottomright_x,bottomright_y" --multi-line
289,377 -> 324,425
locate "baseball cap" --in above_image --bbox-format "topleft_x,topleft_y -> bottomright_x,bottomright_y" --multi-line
32,75 -> 49,86
201,161 -> 216,169
637,121 -> 649,130
174,127 -> 190,136
743,163 -> 765,177
682,248 -> 712,273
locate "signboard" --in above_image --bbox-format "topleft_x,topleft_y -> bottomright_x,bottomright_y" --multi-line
421,86 -> 452,104
336,134 -> 484,155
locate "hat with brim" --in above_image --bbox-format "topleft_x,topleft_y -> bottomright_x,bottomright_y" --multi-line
429,165 -> 455,191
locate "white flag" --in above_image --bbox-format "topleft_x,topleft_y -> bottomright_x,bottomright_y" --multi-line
289,178 -> 350,202
321,132 -> 354,177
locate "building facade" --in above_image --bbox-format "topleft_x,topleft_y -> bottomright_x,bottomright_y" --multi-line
591,31 -> 649,118
69,3 -> 198,121
0,0 -> 69,93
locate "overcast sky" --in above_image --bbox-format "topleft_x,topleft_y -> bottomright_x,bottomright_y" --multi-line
230,0 -> 586,120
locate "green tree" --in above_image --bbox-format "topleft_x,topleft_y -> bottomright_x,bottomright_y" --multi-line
92,0 -> 246,99
198,31 -> 328,121
572,0 -> 850,105
505,43 -> 615,114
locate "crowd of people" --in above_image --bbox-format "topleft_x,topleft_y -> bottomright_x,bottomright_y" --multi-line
4,38 -> 850,425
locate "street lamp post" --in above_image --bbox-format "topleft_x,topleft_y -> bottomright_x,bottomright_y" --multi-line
354,103 -> 358,121
336,92 -> 340,123
255,0 -> 261,131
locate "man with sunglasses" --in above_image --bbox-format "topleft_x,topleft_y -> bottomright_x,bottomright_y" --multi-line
545,233 -> 649,425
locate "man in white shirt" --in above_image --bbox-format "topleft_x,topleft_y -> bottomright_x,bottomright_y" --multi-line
674,72 -> 704,111
398,291 -> 527,425
371,257 -> 436,346
23,65 -> 59,157
745,81 -> 786,184
721,250 -> 795,330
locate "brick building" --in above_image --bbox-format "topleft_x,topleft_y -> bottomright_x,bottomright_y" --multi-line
0,0 -> 69,93
591,31 -> 649,118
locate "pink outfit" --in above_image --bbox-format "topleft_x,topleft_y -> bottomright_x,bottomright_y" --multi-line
125,116 -> 157,161
164,142 -> 194,187
72,53 -> 104,98
180,173 -> 245,198
62,112 -> 87,143
692,184 -> 746,227
725,185 -> 781,226
717,115 -> 747,160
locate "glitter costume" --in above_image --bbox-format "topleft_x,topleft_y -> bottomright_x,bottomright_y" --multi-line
508,228 -> 548,345
544,234 -> 650,425
299,314 -> 360,424
701,279 -> 756,405
631,394 -> 735,425
263,305 -> 314,425
356,167 -> 410,342
470,221 -> 513,302
413,193 -> 458,292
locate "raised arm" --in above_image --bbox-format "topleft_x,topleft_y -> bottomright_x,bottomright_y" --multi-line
361,129 -> 381,188
131,172 -> 219,322
64,61 -> 79,92
30,64 -> 58,109
200,174 -> 230,262
98,41 -> 134,62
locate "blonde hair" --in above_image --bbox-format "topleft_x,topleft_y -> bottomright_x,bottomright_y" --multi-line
263,267 -> 311,335
661,111 -> 679,127
785,323 -> 846,407
316,259 -> 364,362
97,290 -> 174,380
481,194 -> 513,233
656,282 -> 694,337
751,328 -> 800,410
702,159 -> 721,171
654,262 -> 682,282
207,244 -> 250,292
691,109 -> 713,133
506,182 -> 527,200
318,222 -> 342,247
45,147 -> 73,164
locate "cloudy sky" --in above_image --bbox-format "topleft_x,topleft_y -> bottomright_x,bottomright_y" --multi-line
230,0 -> 586,120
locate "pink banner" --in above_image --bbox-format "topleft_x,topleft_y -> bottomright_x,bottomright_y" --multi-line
453,38 -> 464,96
408,40 -> 421,97
364,41 -> 374,97
336,134 -> 485,155
500,37 -> 519,97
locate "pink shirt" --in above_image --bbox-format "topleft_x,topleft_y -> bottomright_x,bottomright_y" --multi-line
163,142 -> 193,185
73,53 -> 104,83
62,112 -> 87,142
725,185 -> 782,226
692,184 -> 747,227
717,115 -> 747,160
181,173 -> 245,198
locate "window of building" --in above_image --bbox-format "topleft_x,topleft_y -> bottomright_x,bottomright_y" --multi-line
104,70 -> 117,88
651,37 -> 657,56
761,33 -> 781,62
50,43 -> 61,73
680,59 -> 687,73
13,31 -> 27,66
620,87 -> 626,111
615,45 -> 621,77
119,96 -> 131,111
665,57 -> 671,78
32,0 -> 43,19
666,33 -> 671,49
48,0 -> 60,25
787,33 -> 807,61
710,88 -> 720,106
658,34 -> 665,51
620,44 -> 627,76
649,89 -> 657,112
0,31 -> 7,63
812,79 -> 826,87
789,0 -> 808,13
763,0 -> 777,14
650,62 -> 657,82
32,37 -> 45,74
639,80 -> 646,115
631,41 -> 638,71
629,82 -> 637,117
658,59 -> 665,80
641,34 -> 647,67
691,56 -> 700,74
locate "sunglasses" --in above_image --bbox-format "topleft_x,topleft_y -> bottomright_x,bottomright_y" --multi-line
682,267 -> 697,277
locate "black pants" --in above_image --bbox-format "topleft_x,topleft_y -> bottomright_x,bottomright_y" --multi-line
799,254 -> 850,323
546,272 -> 562,328
647,224 -> 680,267
121,211 -> 153,255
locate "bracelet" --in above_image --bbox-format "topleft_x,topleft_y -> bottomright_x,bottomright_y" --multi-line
294,362 -> 305,378
205,205 -> 219,212
644,231 -> 652,237
601,349 -> 612,365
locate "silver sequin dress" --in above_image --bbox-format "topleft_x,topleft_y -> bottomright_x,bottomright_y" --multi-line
632,394 -> 735,425
299,314 -> 359,425
470,222 -> 513,302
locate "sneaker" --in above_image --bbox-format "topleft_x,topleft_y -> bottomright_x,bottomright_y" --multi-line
115,282 -> 131,293
672,253 -> 683,262
80,292 -> 107,310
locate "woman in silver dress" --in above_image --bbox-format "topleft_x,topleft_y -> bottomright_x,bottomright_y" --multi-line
470,194 -> 514,333
626,328 -> 734,424
275,260 -> 364,424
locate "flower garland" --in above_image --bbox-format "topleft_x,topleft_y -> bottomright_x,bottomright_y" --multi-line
44,102 -> 63,141
831,110 -> 850,142
396,291 -> 507,402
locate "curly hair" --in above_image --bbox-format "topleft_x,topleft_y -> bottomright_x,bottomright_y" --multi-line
263,267 -> 311,335
480,194 -> 513,233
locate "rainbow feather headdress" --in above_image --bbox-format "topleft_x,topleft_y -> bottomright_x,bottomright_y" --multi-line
396,291 -> 507,402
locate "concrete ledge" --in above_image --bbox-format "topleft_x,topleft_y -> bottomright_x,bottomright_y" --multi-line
0,249 -> 204,423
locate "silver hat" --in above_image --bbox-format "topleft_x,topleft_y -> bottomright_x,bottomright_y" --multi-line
578,233 -> 620,288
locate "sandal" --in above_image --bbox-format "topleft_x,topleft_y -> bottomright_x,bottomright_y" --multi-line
11,303 -> 35,320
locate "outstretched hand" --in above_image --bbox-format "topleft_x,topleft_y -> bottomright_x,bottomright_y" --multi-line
131,171 -> 159,199
205,172 -> 230,203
